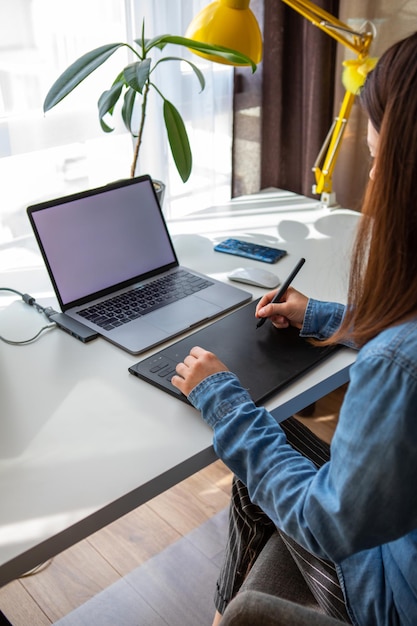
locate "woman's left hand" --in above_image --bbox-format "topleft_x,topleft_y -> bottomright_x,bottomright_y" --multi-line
172,346 -> 229,397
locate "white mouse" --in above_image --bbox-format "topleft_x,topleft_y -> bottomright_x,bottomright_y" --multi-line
228,267 -> 280,289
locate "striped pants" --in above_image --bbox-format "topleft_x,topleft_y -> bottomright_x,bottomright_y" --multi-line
214,416 -> 352,623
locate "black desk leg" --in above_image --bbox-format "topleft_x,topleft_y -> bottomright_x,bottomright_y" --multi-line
0,611 -> 13,625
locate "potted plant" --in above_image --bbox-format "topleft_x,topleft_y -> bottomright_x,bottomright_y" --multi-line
43,21 -> 256,197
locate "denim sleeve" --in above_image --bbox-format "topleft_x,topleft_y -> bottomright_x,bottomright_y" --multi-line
301,298 -> 357,348
188,340 -> 417,563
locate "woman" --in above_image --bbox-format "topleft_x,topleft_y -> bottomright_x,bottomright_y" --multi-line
172,32 -> 417,626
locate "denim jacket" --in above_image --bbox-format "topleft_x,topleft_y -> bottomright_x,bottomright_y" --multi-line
188,299 -> 417,626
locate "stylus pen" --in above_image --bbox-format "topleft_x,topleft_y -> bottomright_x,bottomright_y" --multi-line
256,257 -> 306,328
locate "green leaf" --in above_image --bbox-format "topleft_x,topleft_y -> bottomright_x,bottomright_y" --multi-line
136,36 -> 168,54
98,82 -> 124,119
123,59 -> 151,94
151,35 -> 257,72
43,43 -> 127,112
156,56 -> 205,92
163,99 -> 192,182
99,116 -> 114,133
121,88 -> 137,134
142,34 -> 171,54
112,70 -> 125,85
97,81 -> 124,132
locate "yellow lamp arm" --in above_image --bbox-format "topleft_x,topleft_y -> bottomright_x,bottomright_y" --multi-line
281,0 -> 372,57
281,0 -> 374,205
312,90 -> 355,197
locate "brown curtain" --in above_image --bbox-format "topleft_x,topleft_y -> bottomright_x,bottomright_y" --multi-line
232,0 -> 264,197
261,0 -> 339,197
232,0 -> 339,199
232,0 -> 416,209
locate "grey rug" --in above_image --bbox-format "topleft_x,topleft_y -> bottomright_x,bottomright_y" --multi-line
54,507 -> 228,626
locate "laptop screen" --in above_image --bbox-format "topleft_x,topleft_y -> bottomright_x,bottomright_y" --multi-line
28,177 -> 177,307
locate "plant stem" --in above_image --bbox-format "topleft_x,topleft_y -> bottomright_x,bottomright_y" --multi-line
130,80 -> 150,178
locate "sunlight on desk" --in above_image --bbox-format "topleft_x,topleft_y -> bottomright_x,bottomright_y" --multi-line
0,509 -> 94,557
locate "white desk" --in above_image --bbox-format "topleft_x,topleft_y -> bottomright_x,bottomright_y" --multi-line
0,189 -> 358,587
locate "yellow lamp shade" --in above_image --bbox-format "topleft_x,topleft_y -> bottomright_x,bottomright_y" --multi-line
186,0 -> 263,65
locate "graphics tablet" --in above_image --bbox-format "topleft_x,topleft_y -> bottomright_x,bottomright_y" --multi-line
129,301 -> 339,405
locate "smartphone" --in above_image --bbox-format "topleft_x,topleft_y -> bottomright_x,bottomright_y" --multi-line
214,238 -> 287,264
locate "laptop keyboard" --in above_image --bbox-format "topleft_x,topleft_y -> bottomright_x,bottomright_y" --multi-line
77,269 -> 214,331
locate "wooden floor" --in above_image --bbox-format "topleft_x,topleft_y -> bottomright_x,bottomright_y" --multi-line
0,385 -> 347,626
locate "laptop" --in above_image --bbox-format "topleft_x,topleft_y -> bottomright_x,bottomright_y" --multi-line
27,175 -> 252,354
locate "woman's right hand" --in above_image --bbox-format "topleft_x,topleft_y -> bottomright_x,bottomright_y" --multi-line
255,287 -> 309,329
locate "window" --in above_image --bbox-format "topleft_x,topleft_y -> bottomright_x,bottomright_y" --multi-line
0,0 -> 234,250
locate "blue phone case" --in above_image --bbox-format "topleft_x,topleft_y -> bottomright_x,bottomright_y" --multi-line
214,238 -> 287,264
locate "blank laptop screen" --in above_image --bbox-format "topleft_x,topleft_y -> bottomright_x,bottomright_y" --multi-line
30,180 -> 177,306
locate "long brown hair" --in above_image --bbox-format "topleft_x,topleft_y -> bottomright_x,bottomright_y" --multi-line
327,32 -> 417,347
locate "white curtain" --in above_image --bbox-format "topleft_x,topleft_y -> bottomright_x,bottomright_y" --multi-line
128,0 -> 235,218
0,0 -> 234,248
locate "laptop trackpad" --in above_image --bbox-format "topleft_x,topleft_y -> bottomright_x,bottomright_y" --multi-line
147,298 -> 221,333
